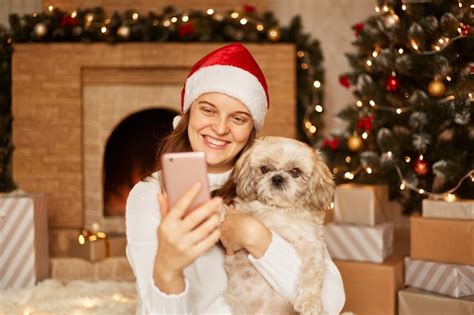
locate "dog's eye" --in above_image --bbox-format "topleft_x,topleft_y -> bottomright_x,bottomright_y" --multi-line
260,166 -> 270,174
289,168 -> 302,178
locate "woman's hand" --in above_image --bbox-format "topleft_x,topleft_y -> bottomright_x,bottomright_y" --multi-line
153,182 -> 223,293
220,207 -> 272,258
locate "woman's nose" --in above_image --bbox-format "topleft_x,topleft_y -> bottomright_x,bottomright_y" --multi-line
212,116 -> 230,135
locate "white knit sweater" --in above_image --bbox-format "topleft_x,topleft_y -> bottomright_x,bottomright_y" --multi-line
126,171 -> 345,314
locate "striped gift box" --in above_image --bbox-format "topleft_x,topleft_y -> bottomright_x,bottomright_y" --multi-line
405,257 -> 474,298
324,222 -> 394,263
0,192 -> 49,289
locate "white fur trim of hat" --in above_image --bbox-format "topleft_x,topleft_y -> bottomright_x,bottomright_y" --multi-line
182,65 -> 268,130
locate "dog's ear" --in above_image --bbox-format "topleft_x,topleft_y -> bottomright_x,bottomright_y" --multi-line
305,149 -> 335,211
234,144 -> 257,200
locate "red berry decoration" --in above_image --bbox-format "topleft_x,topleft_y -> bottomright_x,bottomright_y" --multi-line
357,115 -> 373,131
60,16 -> 78,28
354,23 -> 364,37
322,137 -> 340,151
339,74 -> 351,89
413,158 -> 429,176
178,22 -> 195,37
385,75 -> 400,92
460,24 -> 471,35
243,5 -> 256,13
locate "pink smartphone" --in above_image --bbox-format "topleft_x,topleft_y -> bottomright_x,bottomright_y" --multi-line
161,151 -> 210,214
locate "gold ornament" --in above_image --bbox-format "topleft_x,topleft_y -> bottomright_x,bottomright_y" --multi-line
383,12 -> 400,29
347,135 -> 363,152
428,79 -> 445,97
33,23 -> 48,38
84,13 -> 95,23
117,25 -> 131,39
267,27 -> 281,42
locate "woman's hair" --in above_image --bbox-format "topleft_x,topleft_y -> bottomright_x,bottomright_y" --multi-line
155,111 -> 192,171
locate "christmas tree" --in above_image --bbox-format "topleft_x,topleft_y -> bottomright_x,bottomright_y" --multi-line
322,0 -> 474,213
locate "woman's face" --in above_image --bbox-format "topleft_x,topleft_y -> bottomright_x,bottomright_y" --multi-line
188,93 -> 254,173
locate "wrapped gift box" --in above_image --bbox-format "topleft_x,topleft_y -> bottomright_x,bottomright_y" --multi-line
335,255 -> 404,315
0,192 -> 49,289
325,222 -> 393,263
399,287 -> 474,315
68,233 -> 126,262
422,199 -> 474,220
411,216 -> 474,265
405,257 -> 474,298
334,184 -> 389,226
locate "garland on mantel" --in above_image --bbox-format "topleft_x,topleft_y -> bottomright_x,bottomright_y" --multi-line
0,5 -> 326,191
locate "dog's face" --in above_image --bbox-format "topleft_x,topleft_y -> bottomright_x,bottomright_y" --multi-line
233,136 -> 335,211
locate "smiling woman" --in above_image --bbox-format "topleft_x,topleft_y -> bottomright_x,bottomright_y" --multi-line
125,43 -> 345,314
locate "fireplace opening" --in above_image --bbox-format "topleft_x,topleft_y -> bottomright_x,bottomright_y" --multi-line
103,108 -> 177,216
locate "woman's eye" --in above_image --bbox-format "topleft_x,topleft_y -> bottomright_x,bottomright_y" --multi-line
201,107 -> 214,115
260,166 -> 270,174
289,168 -> 302,178
232,116 -> 247,124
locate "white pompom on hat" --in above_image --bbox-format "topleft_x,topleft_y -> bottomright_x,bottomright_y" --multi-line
180,43 -> 269,130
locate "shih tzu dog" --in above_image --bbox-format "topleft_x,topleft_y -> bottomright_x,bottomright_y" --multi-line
221,136 -> 335,315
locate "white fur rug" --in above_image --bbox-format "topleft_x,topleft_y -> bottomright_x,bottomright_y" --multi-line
0,279 -> 137,314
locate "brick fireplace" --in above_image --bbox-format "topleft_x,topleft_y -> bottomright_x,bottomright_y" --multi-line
12,43 -> 296,255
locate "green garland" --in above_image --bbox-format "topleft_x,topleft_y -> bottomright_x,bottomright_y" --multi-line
0,5 -> 325,191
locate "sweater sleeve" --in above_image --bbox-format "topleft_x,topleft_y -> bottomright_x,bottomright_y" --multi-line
125,179 -> 192,315
247,231 -> 345,314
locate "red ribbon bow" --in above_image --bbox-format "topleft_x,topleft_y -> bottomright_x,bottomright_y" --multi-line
322,137 -> 340,151
357,116 -> 373,131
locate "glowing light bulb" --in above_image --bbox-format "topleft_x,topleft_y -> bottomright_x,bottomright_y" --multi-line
362,132 -> 368,139
369,100 -> 376,106
396,108 -> 402,114
366,167 -> 373,174
356,100 -> 363,107
444,193 -> 457,202
207,8 -> 214,15
240,18 -> 248,25
313,80 -> 321,88
344,172 -> 355,180
315,105 -> 323,113
345,156 -> 352,163
231,12 -> 239,19
182,15 -> 189,22
400,181 -> 406,190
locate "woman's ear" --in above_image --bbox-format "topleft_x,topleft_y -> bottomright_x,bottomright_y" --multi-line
306,149 -> 335,211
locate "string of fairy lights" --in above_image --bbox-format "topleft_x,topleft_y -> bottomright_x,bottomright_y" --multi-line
40,5 -> 325,141
337,0 -> 473,201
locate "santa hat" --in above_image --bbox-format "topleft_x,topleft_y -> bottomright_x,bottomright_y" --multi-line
179,43 -> 269,130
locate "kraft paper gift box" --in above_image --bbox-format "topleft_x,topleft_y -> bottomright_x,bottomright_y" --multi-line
68,233 -> 126,261
422,198 -> 474,220
405,257 -> 474,298
399,287 -> 474,315
411,216 -> 474,265
0,192 -> 49,289
324,222 -> 393,263
335,255 -> 404,315
334,183 -> 389,226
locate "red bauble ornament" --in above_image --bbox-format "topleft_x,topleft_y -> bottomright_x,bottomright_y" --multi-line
385,75 -> 400,92
413,158 -> 429,176
354,23 -> 364,37
339,74 -> 351,89
60,16 -> 78,28
178,22 -> 195,37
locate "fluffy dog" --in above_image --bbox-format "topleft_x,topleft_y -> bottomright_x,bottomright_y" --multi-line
222,136 -> 335,315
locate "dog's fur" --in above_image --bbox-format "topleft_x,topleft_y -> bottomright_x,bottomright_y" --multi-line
223,136 -> 335,315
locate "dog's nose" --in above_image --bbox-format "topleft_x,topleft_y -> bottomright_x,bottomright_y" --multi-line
271,174 -> 285,186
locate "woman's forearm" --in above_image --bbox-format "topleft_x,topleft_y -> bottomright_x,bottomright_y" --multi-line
245,220 -> 272,258
153,261 -> 186,294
